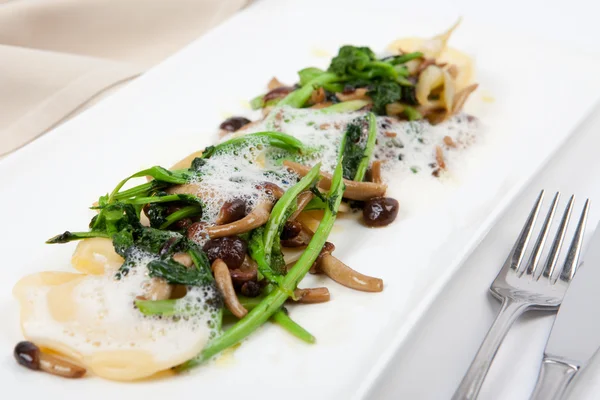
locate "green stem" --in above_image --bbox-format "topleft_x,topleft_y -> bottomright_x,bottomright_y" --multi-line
353,112 -> 377,182
159,206 -> 202,229
178,159 -> 345,370
263,163 -> 321,263
109,167 -> 189,202
203,131 -> 306,159
321,100 -> 370,114
403,106 -> 423,121
271,310 -> 315,344
389,51 -> 423,65
46,230 -> 110,244
113,181 -> 164,201
122,194 -> 201,206
136,296 -> 313,343
250,94 -> 265,110
278,72 -> 340,108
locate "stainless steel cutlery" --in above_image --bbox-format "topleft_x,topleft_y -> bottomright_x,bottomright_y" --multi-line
453,191 -> 590,400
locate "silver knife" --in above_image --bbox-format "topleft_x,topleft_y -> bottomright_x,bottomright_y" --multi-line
530,221 -> 600,400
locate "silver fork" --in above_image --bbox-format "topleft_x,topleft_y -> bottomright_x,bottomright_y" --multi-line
452,190 -> 590,400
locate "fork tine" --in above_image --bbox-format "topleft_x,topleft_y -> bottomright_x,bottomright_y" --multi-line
557,199 -> 590,282
509,190 -> 545,271
541,195 -> 575,279
523,192 -> 560,277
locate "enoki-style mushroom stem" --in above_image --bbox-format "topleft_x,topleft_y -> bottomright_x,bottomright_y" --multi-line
14,341 -> 86,378
212,259 -> 248,319
292,287 -> 330,303
318,254 -> 383,292
284,161 -> 387,201
207,201 -> 272,238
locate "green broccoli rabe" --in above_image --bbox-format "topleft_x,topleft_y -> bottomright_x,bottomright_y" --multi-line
340,113 -> 377,181
178,157 -> 346,370
250,42 -> 425,116
147,244 -> 213,286
202,131 -> 307,159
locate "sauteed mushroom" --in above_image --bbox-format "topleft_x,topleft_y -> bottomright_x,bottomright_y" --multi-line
212,259 -> 248,319
318,254 -> 383,292
284,161 -> 387,201
14,341 -> 86,378
292,287 -> 330,304
207,201 -> 273,238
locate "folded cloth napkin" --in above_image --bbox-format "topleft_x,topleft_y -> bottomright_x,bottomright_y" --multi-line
0,0 -> 248,156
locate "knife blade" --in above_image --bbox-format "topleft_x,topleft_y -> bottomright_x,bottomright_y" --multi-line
530,221 -> 600,400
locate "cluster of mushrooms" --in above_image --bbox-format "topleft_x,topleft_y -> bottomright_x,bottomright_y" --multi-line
159,156 -> 397,319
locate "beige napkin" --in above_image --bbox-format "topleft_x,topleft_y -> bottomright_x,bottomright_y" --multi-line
0,0 -> 248,156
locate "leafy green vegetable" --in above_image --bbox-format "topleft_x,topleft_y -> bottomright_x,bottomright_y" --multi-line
328,45 -> 377,75
321,99 -> 369,114
248,227 -> 284,283
385,51 -> 423,65
147,246 -> 212,286
136,296 -> 314,344
46,230 -> 109,244
262,163 -> 321,264
159,205 -> 202,229
112,180 -> 166,201
109,166 -> 191,202
121,193 -> 202,206
271,309 -> 315,343
202,131 -> 307,159
278,72 -> 340,108
403,105 -> 423,121
178,157 -> 346,370
340,116 -> 367,180
367,80 -> 402,115
249,94 -> 265,110
353,112 -> 377,181
298,67 -> 325,86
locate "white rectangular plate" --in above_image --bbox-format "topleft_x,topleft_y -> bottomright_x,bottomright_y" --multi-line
1,2 -> 600,398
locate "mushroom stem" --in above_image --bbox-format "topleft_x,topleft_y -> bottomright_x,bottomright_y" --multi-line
370,160 -> 384,184
212,259 -> 248,319
284,161 -> 387,201
207,201 -> 272,238
288,191 -> 314,221
292,287 -> 330,303
318,254 -> 383,292
172,252 -> 193,268
39,353 -> 87,379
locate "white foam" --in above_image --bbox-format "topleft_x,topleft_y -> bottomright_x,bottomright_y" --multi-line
21,248 -> 217,364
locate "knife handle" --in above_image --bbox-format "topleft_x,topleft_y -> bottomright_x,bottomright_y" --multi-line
530,359 -> 579,400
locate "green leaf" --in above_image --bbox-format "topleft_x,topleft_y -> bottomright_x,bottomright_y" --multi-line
367,80 -> 402,115
202,131 -> 307,159
46,230 -> 109,244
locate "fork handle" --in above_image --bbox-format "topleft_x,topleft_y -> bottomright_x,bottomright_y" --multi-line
529,359 -> 579,400
452,298 -> 529,400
